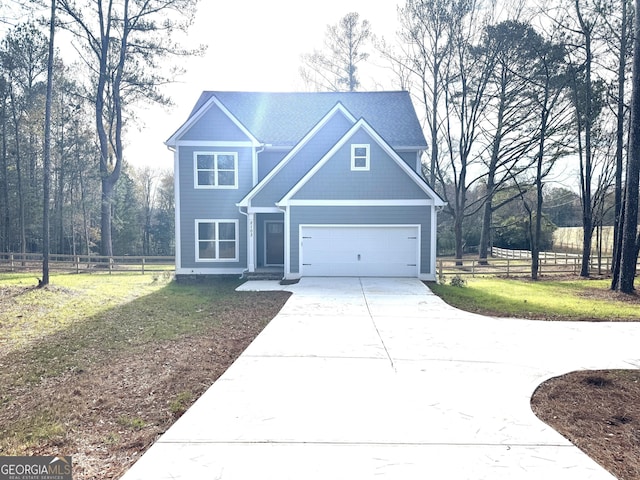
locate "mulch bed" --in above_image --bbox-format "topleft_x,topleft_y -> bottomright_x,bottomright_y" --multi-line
532,369 -> 640,480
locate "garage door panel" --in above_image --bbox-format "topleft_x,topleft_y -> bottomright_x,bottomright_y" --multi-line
300,226 -> 419,277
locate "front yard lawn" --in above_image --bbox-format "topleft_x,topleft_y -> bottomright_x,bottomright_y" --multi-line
0,273 -> 289,479
429,277 -> 640,321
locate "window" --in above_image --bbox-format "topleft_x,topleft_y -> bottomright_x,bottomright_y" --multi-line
351,144 -> 370,171
196,220 -> 239,262
194,152 -> 238,188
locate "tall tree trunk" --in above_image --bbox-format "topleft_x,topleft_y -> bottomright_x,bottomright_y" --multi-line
479,76 -> 506,264
1,93 -> 10,252
429,54 -> 440,187
9,88 -> 26,261
532,170 -> 543,280
531,141 -> 544,280
612,0 -> 629,290
478,178 -> 494,265
454,212 -> 464,264
78,161 -> 91,258
57,139 -> 65,254
41,0 -> 56,286
617,0 -> 640,293
101,178 -> 114,257
575,0 -> 594,278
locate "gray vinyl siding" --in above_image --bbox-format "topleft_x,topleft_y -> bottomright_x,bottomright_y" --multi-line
180,104 -> 250,142
292,129 -> 427,200
251,112 -> 353,207
178,145 -> 253,269
289,206 -> 432,275
397,151 -> 421,172
258,150 -> 288,181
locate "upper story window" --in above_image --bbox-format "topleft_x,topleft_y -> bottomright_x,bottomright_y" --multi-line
351,144 -> 370,171
194,151 -> 238,188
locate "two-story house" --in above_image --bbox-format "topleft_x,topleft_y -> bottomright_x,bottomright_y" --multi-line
165,91 -> 444,281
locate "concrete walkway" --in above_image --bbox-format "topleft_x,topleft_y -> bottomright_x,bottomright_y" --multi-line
120,277 -> 640,479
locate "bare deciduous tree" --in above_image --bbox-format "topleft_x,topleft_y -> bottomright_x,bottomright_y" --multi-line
57,0 -> 203,256
300,12 -> 371,92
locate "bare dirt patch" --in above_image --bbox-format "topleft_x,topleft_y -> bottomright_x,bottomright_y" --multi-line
532,369 -> 640,480
576,287 -> 640,304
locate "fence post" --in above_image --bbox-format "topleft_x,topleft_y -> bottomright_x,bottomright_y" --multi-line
142,257 -> 145,275
75,256 -> 80,274
10,253 -> 14,272
109,257 -> 113,274
507,259 -> 510,277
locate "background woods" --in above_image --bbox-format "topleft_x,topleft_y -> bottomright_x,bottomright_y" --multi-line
0,19 -> 175,257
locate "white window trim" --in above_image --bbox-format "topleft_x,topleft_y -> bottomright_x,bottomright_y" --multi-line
194,151 -> 238,189
195,219 -> 239,262
351,144 -> 370,171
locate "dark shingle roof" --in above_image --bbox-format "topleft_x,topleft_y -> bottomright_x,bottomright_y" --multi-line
188,91 -> 427,148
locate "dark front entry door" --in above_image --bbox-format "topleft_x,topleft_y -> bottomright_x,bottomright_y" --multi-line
265,221 -> 284,265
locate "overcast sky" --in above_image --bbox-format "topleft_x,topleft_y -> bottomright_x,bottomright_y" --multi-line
128,0 -> 401,171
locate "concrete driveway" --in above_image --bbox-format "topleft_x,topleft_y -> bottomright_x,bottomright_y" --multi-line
120,277 -> 640,479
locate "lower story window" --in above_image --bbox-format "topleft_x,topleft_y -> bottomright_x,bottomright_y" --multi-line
196,219 -> 238,262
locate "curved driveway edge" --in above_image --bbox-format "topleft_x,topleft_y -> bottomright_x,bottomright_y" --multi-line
120,277 -> 640,479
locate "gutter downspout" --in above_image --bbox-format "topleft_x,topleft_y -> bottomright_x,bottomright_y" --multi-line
166,144 -> 181,274
253,144 -> 265,187
276,203 -> 289,280
238,206 -> 253,279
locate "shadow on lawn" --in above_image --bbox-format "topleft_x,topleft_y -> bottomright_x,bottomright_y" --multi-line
0,276 -> 289,388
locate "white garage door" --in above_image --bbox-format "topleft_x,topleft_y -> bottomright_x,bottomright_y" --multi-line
300,225 -> 420,277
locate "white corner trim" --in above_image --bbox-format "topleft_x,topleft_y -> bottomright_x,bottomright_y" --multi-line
242,207 -> 282,214
283,207 -> 291,279
174,149 -> 181,270
430,205 -> 438,280
175,141 -> 257,147
285,199 -> 433,207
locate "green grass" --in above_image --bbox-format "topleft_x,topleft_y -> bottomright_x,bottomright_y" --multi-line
117,416 -> 147,431
169,391 -> 193,416
0,272 -> 251,385
429,277 -> 640,321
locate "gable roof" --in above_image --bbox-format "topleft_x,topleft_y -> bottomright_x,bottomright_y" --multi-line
278,118 -> 445,207
237,102 -> 356,207
165,94 -> 260,147
169,91 -> 427,148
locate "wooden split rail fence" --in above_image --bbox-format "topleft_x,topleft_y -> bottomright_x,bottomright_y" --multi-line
0,253 -> 175,274
436,247 -> 639,282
